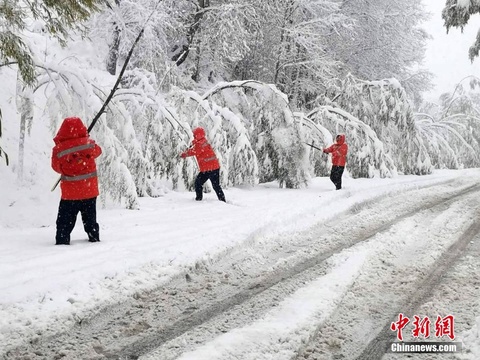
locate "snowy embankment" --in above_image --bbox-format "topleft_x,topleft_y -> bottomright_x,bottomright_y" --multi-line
0,169 -> 478,355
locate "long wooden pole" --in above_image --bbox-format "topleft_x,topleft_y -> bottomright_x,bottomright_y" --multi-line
304,142 -> 323,152
51,28 -> 145,192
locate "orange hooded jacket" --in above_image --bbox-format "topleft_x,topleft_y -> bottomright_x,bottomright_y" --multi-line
51,117 -> 102,200
323,134 -> 348,166
181,127 -> 220,172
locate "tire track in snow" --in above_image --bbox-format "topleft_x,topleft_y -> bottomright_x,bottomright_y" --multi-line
4,181 -> 480,360
383,220 -> 480,360
119,183 -> 480,359
355,213 -> 480,360
140,183 -> 480,360
291,187 -> 480,360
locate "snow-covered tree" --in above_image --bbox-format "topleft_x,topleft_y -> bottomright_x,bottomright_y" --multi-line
169,0 -> 260,84
114,68 -> 191,194
417,76 -> 480,169
229,0 -> 350,108
200,80 -> 308,188
308,75 -> 432,177
304,106 -> 397,178
15,72 -> 33,179
339,76 -> 433,175
170,82 -> 260,188
2,0 -> 474,210
326,0 -> 432,100
32,58 -> 143,208
442,0 -> 480,61
0,0 -> 103,84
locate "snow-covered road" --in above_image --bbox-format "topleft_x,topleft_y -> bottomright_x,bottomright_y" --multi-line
3,171 -> 480,360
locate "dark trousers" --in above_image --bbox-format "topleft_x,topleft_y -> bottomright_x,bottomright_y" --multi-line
56,197 -> 100,244
195,169 -> 226,202
330,165 -> 345,190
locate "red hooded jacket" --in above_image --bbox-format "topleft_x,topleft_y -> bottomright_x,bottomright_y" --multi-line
51,117 -> 102,200
323,134 -> 348,166
181,127 -> 220,172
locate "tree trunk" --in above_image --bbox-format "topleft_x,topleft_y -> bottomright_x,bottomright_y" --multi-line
106,0 -> 122,75
16,72 -> 33,181
171,0 -> 209,68
106,25 -> 121,75
0,107 -> 8,165
274,0 -> 296,85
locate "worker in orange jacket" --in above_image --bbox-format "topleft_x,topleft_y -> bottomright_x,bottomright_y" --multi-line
323,134 -> 348,190
181,127 -> 226,202
51,117 -> 102,245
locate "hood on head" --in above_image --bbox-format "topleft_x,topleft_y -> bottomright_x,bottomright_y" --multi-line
193,127 -> 205,141
54,117 -> 88,144
336,134 -> 345,145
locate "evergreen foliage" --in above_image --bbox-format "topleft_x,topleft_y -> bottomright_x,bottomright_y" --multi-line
0,0 -> 102,84
442,0 -> 480,61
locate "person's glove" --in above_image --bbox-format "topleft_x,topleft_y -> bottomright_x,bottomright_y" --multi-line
322,149 -> 327,153
180,153 -> 186,158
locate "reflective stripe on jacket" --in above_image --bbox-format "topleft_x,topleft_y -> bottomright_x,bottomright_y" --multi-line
61,171 -> 98,181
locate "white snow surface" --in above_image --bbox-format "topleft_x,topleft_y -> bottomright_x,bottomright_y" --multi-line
2,168 -> 480,357
174,251 -> 368,360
